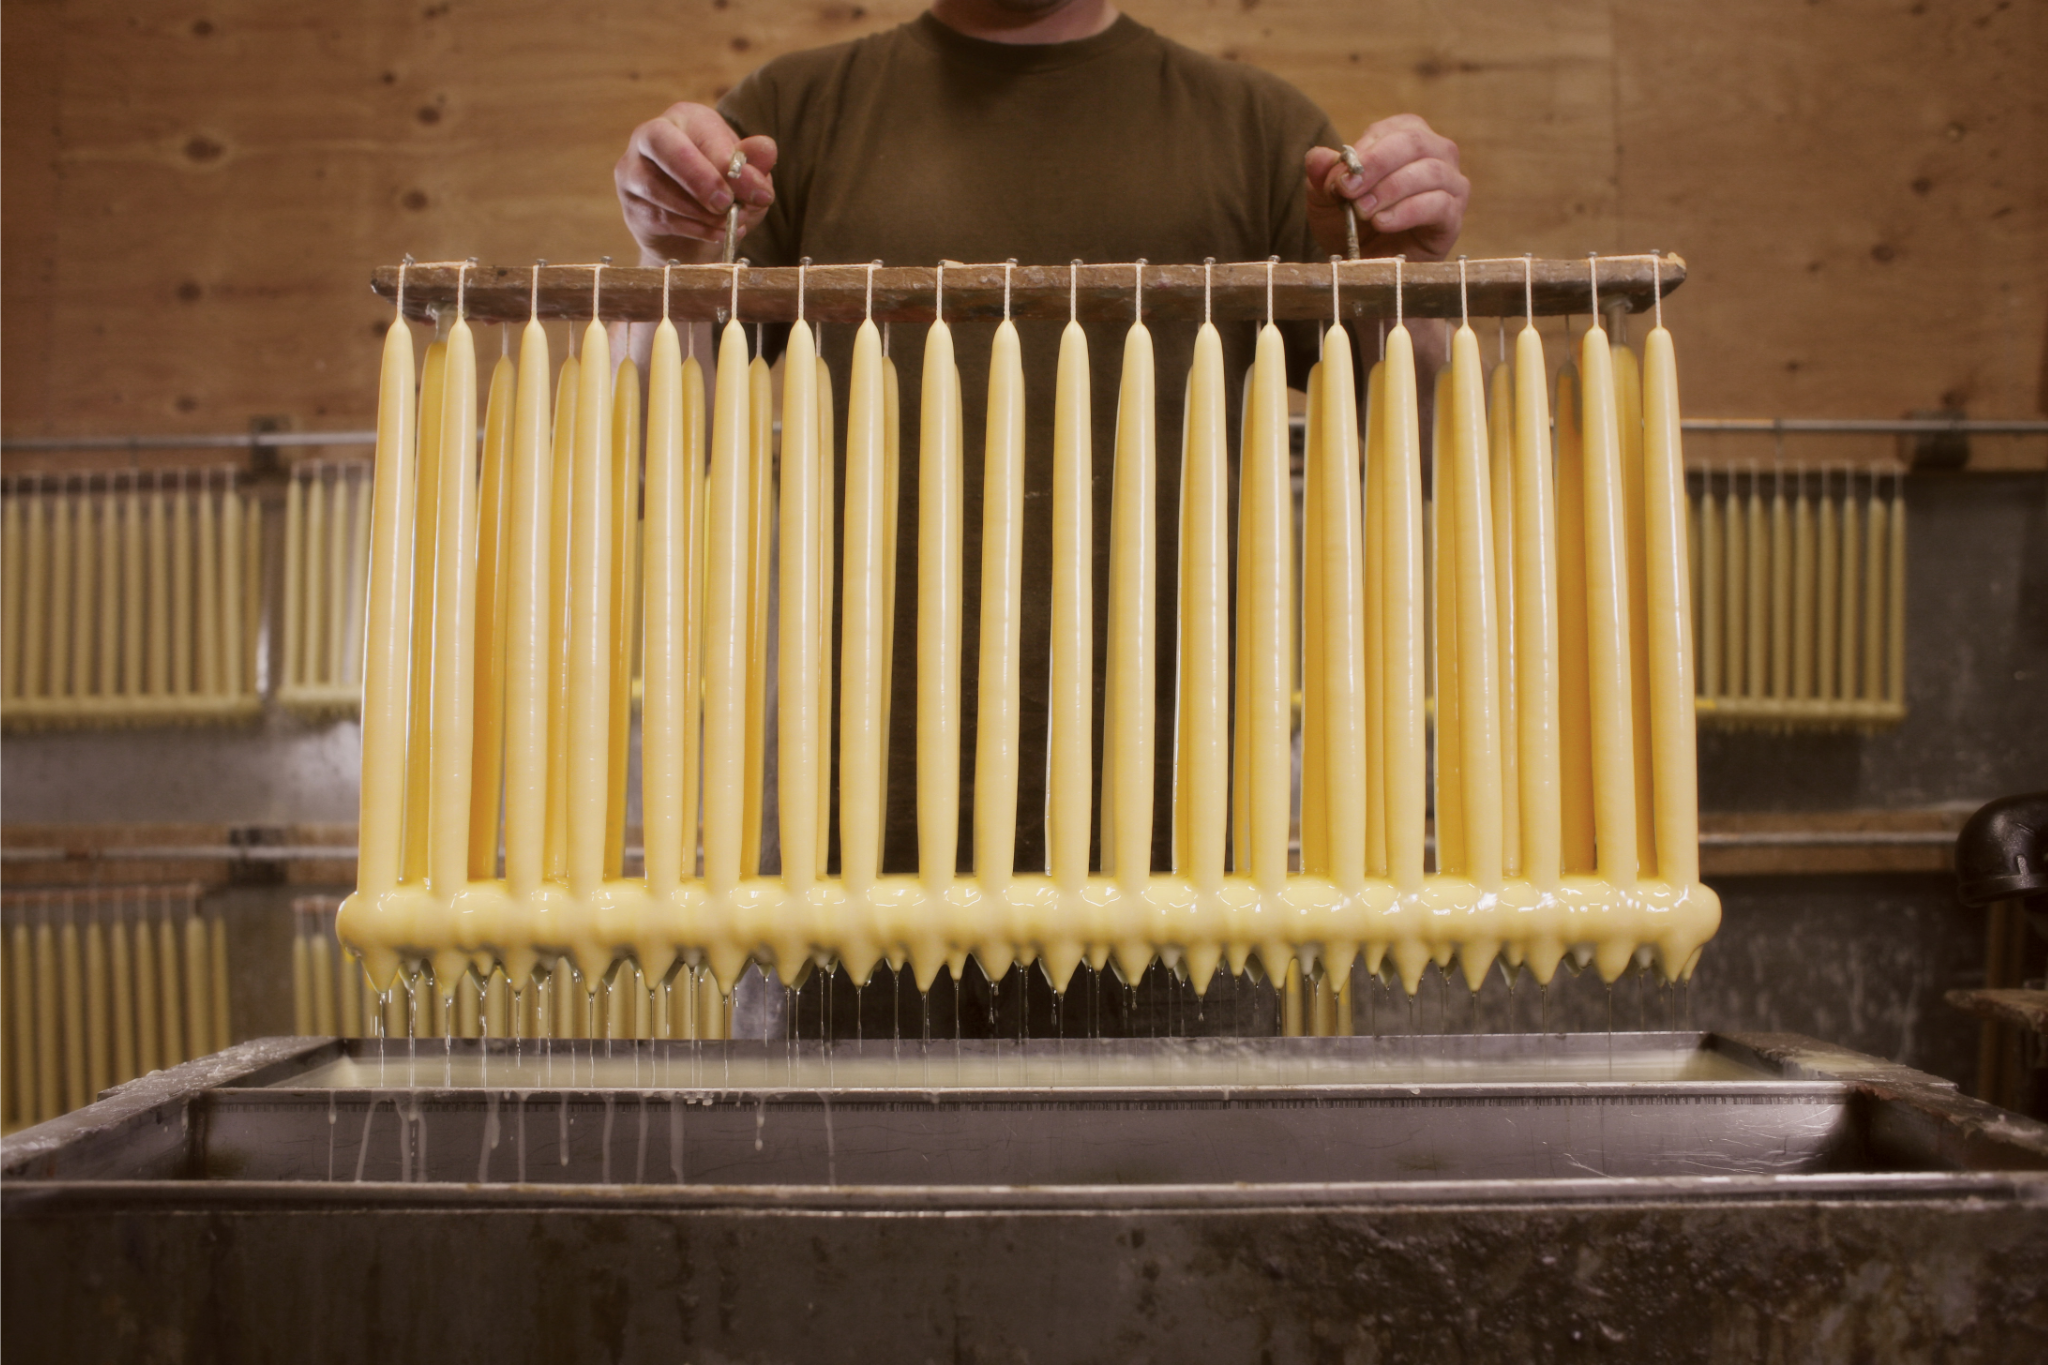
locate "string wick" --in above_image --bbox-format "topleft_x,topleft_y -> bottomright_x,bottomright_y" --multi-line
1133,259 -> 1145,325
1203,257 -> 1214,326
1070,260 -> 1080,325
591,259 -> 607,323
396,254 -> 413,320
1457,255 -> 1468,329
1524,253 -> 1534,329
1265,255 -> 1279,327
865,260 -> 880,321
1394,254 -> 1405,330
1652,251 -> 1664,331
1587,251 -> 1600,326
456,257 -> 475,322
797,256 -> 809,322
1004,259 -> 1016,322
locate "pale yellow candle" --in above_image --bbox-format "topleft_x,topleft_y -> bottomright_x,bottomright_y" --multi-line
1792,475 -> 1815,698
344,471 -> 372,686
1447,323 -> 1503,890
1048,317 -> 1094,891
1242,322 -> 1293,890
72,480 -> 96,700
243,500 -> 262,694
778,319 -> 823,888
84,910 -> 109,1098
1886,476 -> 1906,706
1300,361 -> 1327,877
1102,317 -> 1157,886
1687,489 -> 1703,688
1234,365 -> 1252,876
60,914 -> 85,1111
1553,359 -> 1595,873
1175,321 -> 1227,890
1837,476 -> 1861,700
132,900 -> 160,1073
35,919 -> 60,1118
565,317 -> 618,898
1769,474 -> 1790,699
1613,341 -> 1656,874
1699,479 -> 1721,697
281,469 -> 304,691
1431,369 -> 1462,876
194,476 -> 219,695
1487,359 -> 1519,876
171,474 -> 193,695
702,320 -> 754,898
2,487 -> 22,701
1511,322 -> 1561,888
1314,322 -> 1366,892
877,351 -> 902,868
183,908 -> 212,1057
1577,323 -> 1639,886
428,316 -> 481,899
840,319 -> 890,891
1721,476 -> 1745,701
8,923 -> 32,1119
607,359 -> 642,880
1744,473 -> 1767,700
108,909 -> 134,1084
816,348 -> 836,855
49,482 -> 72,698
976,316 -> 1027,889
1642,322 -> 1699,885
918,316 -> 964,890
122,484 -> 144,697
1861,474 -> 1888,703
679,347 -> 707,878
303,465 -> 327,686
327,470 -> 351,688
1816,471 -> 1838,701
742,349 -> 774,876
156,909 -> 183,1066
643,316 -> 689,895
1379,326 -> 1427,892
20,486 -> 48,699
220,477 -> 243,700
209,910 -> 229,1048
354,315 -> 418,897
310,927 -> 336,1036
1364,360 -> 1388,878
544,351 -> 580,883
404,340 -> 449,884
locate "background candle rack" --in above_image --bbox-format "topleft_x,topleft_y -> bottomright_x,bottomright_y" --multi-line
1,883 -> 228,1133
1687,463 -> 1906,730
1,469 -> 262,731
277,460 -> 372,719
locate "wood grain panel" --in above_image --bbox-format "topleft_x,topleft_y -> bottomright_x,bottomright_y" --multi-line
0,0 -> 2040,442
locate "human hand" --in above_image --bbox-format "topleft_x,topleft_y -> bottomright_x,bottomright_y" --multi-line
615,103 -> 779,265
1306,115 -> 1468,262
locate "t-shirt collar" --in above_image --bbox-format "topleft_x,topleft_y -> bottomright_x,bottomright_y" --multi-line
909,9 -> 1148,73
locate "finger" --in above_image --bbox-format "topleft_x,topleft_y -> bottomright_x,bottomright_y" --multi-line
620,149 -> 705,221
1303,146 -> 1347,205
675,107 -> 779,208
622,186 -> 726,241
734,134 -> 779,205
1367,187 -> 1463,240
1347,128 -> 1439,196
1358,158 -> 1465,219
642,116 -> 738,214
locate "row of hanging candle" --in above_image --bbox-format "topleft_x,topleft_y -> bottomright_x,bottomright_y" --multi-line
1690,464 -> 1905,726
278,461 -> 374,715
1,471 -> 259,724
338,258 -> 1717,1013
2,885 -> 226,1130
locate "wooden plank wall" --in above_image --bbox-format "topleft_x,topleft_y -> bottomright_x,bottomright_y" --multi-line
2,0 -> 2041,443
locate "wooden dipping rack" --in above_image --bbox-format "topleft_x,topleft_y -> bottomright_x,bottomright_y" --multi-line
371,254 -> 1685,325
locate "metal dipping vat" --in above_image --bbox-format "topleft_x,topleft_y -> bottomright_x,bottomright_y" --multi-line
6,1030 -> 2046,1361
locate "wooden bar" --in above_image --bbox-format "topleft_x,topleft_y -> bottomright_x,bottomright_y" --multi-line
373,257 -> 1686,326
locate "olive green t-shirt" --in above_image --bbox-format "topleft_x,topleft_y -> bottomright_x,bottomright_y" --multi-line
718,12 -> 1343,875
